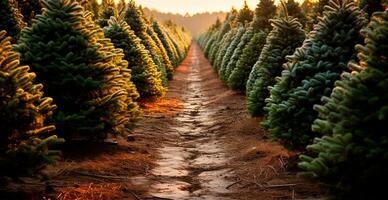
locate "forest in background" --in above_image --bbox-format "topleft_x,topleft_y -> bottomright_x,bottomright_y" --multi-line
143,8 -> 227,36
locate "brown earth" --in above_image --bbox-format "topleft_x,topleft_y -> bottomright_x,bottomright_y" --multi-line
1,44 -> 325,200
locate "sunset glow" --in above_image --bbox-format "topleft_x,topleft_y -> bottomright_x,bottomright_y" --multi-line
117,0 -> 307,15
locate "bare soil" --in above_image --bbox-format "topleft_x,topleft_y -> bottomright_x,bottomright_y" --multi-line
0,44 -> 325,200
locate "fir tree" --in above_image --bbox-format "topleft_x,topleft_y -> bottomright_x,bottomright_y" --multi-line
224,26 -> 255,83
104,18 -> 165,99
97,0 -> 117,28
204,30 -> 219,58
246,15 -> 305,116
147,24 -> 174,80
124,1 -> 168,84
252,0 -> 276,31
237,1 -> 254,25
283,0 -> 307,28
359,0 -> 385,18
299,10 -> 388,199
152,20 -> 178,67
16,0 -> 42,25
209,20 -> 232,66
263,0 -> 366,149
228,31 -> 266,91
214,29 -> 236,72
219,25 -> 246,81
0,0 -> 25,41
16,0 -> 139,141
0,30 -> 63,176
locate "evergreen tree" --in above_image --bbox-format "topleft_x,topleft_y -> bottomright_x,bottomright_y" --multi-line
104,18 -> 165,99
16,0 -> 42,25
0,0 -> 25,41
152,20 -> 178,67
228,31 -> 266,91
166,31 -> 183,62
224,26 -> 255,83
237,1 -> 254,25
246,16 -> 305,116
16,0 -> 140,141
283,0 -> 307,28
97,0 -> 117,28
214,29 -> 236,72
204,30 -> 219,58
0,30 -> 63,176
209,20 -> 232,66
124,1 -> 168,84
219,25 -> 246,80
146,24 -> 174,80
359,0 -> 385,17
252,0 -> 276,31
263,0 -> 366,149
299,10 -> 388,199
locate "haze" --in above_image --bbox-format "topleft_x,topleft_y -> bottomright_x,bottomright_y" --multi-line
113,0 -> 307,15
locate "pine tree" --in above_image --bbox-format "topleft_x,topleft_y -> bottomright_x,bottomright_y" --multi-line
124,1 -> 168,85
219,25 -> 246,81
209,20 -> 232,66
0,30 -> 63,176
359,0 -> 384,17
147,24 -> 174,80
214,29 -> 237,72
224,26 -> 255,83
246,16 -> 305,116
237,1 -> 254,25
204,30 -> 219,58
0,0 -> 25,41
263,0 -> 366,149
16,0 -> 140,141
283,0 -> 307,28
252,0 -> 276,31
299,10 -> 388,199
16,0 -> 42,25
97,0 -> 117,28
152,20 -> 178,67
104,18 -> 165,99
228,31 -> 266,91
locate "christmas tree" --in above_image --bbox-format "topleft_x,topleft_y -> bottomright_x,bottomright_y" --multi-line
214,29 -> 237,72
228,30 -> 266,91
252,0 -> 276,31
263,0 -> 366,149
104,17 -> 166,99
16,0 -> 139,141
246,15 -> 305,116
0,30 -> 63,176
208,20 -> 232,66
16,0 -> 42,25
219,25 -> 245,81
224,27 -> 255,84
153,21 -> 178,67
299,10 -> 388,199
0,0 -> 25,41
97,0 -> 117,28
283,0 -> 307,27
237,1 -> 254,25
147,24 -> 174,80
124,1 -> 168,84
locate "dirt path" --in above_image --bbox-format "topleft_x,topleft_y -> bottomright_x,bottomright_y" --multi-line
131,44 -> 235,199
2,44 -> 323,200
129,44 -> 323,199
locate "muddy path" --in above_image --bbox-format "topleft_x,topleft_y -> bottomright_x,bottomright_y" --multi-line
131,45 -> 235,199
2,43 -> 323,200
129,44 -> 324,200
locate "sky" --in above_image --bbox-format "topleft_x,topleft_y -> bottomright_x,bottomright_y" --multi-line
119,0 -> 306,15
